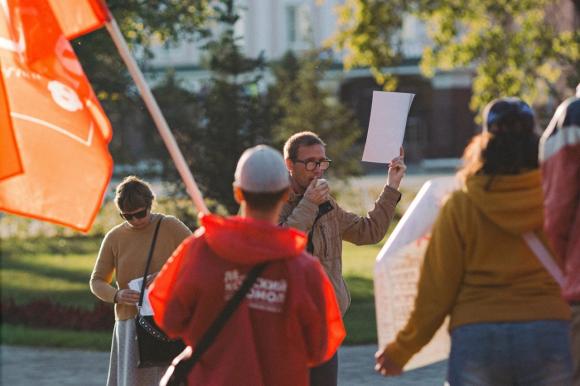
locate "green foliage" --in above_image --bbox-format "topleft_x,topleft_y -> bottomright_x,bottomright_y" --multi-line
72,1 -> 212,163
332,0 -> 412,90
68,0 -> 365,214
159,4 -> 363,212
269,51 -> 363,180
163,0 -> 273,214
1,324 -> 111,351
331,0 -> 580,114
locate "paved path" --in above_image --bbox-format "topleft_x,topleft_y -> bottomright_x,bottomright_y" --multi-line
1,344 -> 446,385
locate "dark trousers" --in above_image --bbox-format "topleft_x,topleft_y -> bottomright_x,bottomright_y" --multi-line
309,352 -> 338,386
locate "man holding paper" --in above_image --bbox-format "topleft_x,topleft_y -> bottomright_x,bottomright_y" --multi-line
280,131 -> 406,386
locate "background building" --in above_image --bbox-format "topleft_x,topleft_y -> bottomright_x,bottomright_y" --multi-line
145,0 -> 477,164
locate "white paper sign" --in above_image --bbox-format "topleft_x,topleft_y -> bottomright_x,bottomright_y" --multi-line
381,176 -> 459,257
374,177 -> 459,370
362,91 -> 415,164
128,277 -> 154,316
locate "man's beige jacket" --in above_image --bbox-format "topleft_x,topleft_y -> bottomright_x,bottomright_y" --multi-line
279,186 -> 401,315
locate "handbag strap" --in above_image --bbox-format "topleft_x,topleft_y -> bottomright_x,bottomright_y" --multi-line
138,217 -> 163,308
522,231 -> 565,288
169,262 -> 268,384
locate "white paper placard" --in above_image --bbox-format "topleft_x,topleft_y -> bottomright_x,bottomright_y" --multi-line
362,91 -> 414,164
374,176 -> 459,371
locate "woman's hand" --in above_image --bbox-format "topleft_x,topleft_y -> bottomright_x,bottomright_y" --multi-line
115,289 -> 141,305
375,347 -> 403,377
387,147 -> 407,190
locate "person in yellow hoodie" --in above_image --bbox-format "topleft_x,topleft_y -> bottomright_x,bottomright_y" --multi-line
375,97 -> 573,385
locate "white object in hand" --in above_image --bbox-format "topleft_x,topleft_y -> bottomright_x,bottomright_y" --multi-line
128,277 -> 154,316
316,178 -> 327,188
362,91 -> 414,164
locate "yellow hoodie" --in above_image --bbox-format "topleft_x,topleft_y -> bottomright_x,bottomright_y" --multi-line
385,170 -> 570,368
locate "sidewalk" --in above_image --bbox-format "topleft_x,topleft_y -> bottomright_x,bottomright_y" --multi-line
1,344 -> 446,385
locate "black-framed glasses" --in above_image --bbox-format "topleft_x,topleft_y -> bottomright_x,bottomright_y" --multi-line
120,208 -> 148,221
294,158 -> 332,171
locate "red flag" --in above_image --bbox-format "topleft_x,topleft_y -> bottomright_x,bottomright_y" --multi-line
0,74 -> 23,181
48,0 -> 109,40
0,0 -> 113,232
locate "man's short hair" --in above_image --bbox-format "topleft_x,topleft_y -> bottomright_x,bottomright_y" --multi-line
283,131 -> 326,161
242,188 -> 288,212
114,176 -> 155,212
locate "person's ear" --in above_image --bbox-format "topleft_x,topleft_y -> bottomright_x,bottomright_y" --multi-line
285,158 -> 294,173
233,185 -> 244,205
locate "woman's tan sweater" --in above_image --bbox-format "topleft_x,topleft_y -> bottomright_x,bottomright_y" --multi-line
90,213 -> 192,320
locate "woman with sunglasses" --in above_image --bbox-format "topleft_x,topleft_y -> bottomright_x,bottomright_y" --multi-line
375,97 -> 573,385
90,176 -> 192,386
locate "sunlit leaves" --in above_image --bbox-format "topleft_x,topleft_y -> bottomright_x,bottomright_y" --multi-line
331,0 -> 579,114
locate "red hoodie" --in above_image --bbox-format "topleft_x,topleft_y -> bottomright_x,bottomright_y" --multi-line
149,214 -> 345,386
540,123 -> 580,302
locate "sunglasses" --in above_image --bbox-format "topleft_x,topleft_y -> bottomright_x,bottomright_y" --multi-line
119,208 -> 148,221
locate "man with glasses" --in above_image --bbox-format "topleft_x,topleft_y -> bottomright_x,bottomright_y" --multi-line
280,131 -> 406,386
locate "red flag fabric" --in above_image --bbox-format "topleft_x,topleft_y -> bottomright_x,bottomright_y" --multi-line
0,74 -> 23,181
48,0 -> 108,40
0,0 -> 113,232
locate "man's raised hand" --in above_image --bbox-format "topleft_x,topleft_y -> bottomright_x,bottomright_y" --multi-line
387,147 -> 407,190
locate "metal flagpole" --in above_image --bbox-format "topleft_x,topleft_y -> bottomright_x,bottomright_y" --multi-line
103,15 -> 209,215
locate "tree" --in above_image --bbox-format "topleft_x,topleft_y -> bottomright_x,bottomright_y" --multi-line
72,1 -> 212,163
269,51 -> 363,179
332,0 -> 579,113
165,0 -> 273,214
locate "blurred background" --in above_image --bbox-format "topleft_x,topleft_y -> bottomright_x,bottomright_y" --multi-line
1,0 -> 578,380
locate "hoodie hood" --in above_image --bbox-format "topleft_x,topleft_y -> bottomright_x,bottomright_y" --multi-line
201,214 -> 307,264
464,170 -> 544,234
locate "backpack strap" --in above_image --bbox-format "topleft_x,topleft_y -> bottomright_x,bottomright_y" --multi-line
522,231 -> 565,287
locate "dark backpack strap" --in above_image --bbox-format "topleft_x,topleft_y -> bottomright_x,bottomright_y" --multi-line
168,262 -> 268,385
138,217 -> 163,308
307,201 -> 334,254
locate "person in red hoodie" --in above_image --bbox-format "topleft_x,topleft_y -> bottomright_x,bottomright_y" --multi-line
540,94 -> 580,385
149,144 -> 345,386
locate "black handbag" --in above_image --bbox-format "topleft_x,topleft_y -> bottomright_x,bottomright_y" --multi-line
135,217 -> 185,368
161,262 -> 268,386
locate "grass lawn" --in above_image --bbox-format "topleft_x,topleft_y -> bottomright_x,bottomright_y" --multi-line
342,240 -> 383,345
1,324 -> 111,351
1,234 -> 385,349
0,237 -> 100,308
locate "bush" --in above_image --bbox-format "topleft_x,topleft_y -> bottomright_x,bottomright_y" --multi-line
1,298 -> 114,331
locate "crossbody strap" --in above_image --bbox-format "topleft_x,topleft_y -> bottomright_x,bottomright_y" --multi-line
138,217 -> 163,308
522,231 -> 565,288
167,262 -> 268,385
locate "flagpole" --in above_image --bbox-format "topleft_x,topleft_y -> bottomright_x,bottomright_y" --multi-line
103,17 -> 209,215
